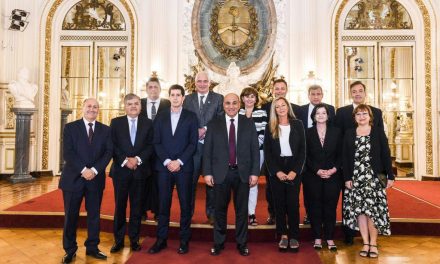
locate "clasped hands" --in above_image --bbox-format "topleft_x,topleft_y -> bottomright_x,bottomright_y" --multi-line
81,168 -> 96,180
276,171 -> 296,181
125,157 -> 139,170
204,175 -> 259,187
167,160 -> 181,173
317,167 -> 337,179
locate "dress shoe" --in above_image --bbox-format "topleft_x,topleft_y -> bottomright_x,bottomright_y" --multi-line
131,241 -> 142,251
110,243 -> 124,253
303,215 -> 310,225
61,252 -> 76,263
266,215 -> 275,225
148,239 -> 167,254
86,249 -> 107,260
210,244 -> 224,256
237,244 -> 249,256
177,241 -> 189,254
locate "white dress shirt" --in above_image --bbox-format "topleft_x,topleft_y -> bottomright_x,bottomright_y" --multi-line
279,124 -> 293,157
147,98 -> 161,119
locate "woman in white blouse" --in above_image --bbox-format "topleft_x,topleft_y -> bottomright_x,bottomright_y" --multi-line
264,97 -> 306,252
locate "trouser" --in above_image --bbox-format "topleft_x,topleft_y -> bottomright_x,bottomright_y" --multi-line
248,150 -> 264,215
303,172 -> 341,240
191,142 -> 215,218
113,176 -> 145,244
63,187 -> 103,254
157,171 -> 192,242
213,168 -> 249,246
269,157 -> 301,239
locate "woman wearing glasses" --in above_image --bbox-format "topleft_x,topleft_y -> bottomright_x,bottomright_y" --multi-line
303,104 -> 342,251
264,97 -> 306,252
342,104 -> 394,258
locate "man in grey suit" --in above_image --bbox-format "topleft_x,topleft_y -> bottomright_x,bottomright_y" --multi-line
183,71 -> 224,223
203,93 -> 260,256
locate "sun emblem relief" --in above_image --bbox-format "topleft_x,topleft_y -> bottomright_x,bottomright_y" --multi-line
210,0 -> 258,60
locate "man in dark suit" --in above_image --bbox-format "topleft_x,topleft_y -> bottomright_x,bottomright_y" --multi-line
261,78 -> 301,225
148,85 -> 198,255
335,81 -> 384,134
263,78 -> 301,118
109,94 -> 154,253
203,93 -> 260,256
334,81 -> 384,245
298,85 -> 336,225
140,77 -> 171,221
298,85 -> 336,129
59,98 -> 113,264
183,71 -> 224,224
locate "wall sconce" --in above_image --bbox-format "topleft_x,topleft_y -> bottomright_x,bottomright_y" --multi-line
354,57 -> 363,72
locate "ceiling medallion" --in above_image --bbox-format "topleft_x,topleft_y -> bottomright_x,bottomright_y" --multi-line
209,0 -> 258,60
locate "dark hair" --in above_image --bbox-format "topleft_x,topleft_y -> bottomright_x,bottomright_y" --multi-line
273,78 -> 288,88
352,104 -> 374,126
146,77 -> 161,87
240,87 -> 259,108
124,93 -> 140,103
168,84 -> 185,96
310,103 -> 330,126
350,81 -> 366,91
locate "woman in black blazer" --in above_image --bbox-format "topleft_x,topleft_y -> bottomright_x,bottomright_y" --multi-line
304,104 -> 341,251
342,104 -> 394,258
264,97 -> 305,252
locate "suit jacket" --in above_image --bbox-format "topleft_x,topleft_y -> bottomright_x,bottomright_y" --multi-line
342,126 -> 394,182
203,115 -> 260,184
59,119 -> 113,192
263,101 -> 302,121
305,126 -> 342,176
335,104 -> 384,134
183,91 -> 224,128
299,103 -> 336,128
153,108 -> 199,173
110,115 -> 154,180
264,119 -> 306,177
140,98 -> 171,120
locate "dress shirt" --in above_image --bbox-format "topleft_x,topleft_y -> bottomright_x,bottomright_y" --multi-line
163,107 -> 184,167
307,103 -> 315,128
120,116 -> 142,167
147,98 -> 161,119
81,118 -> 98,175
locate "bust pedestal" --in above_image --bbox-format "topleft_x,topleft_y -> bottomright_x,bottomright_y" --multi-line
10,108 -> 37,183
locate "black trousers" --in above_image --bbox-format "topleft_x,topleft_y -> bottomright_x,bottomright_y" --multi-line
303,172 -> 341,240
112,175 -> 145,245
157,171 -> 192,242
191,142 -> 215,218
213,168 -> 249,246
269,157 -> 301,240
62,187 -> 103,254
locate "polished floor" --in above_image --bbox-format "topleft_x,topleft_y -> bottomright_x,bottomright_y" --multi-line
1,176 -> 440,263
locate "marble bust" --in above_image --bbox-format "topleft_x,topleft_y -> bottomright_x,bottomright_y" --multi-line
8,68 -> 38,109
214,62 -> 247,96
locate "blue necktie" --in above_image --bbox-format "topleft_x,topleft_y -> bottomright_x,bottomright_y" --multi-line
130,119 -> 136,146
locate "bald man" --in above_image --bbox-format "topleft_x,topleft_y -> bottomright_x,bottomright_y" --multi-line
59,98 -> 113,263
203,93 -> 260,256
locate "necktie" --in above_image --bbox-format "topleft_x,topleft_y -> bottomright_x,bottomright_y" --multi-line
199,95 -> 205,112
130,119 -> 136,146
228,119 -> 236,166
151,101 -> 157,120
88,123 -> 93,144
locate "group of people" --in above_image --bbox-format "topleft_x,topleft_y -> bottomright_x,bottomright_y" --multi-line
59,72 -> 394,263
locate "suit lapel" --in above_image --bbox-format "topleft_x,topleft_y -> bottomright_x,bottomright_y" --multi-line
133,116 -> 143,147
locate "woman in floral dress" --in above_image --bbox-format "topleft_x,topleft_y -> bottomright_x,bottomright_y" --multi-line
342,104 -> 394,258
